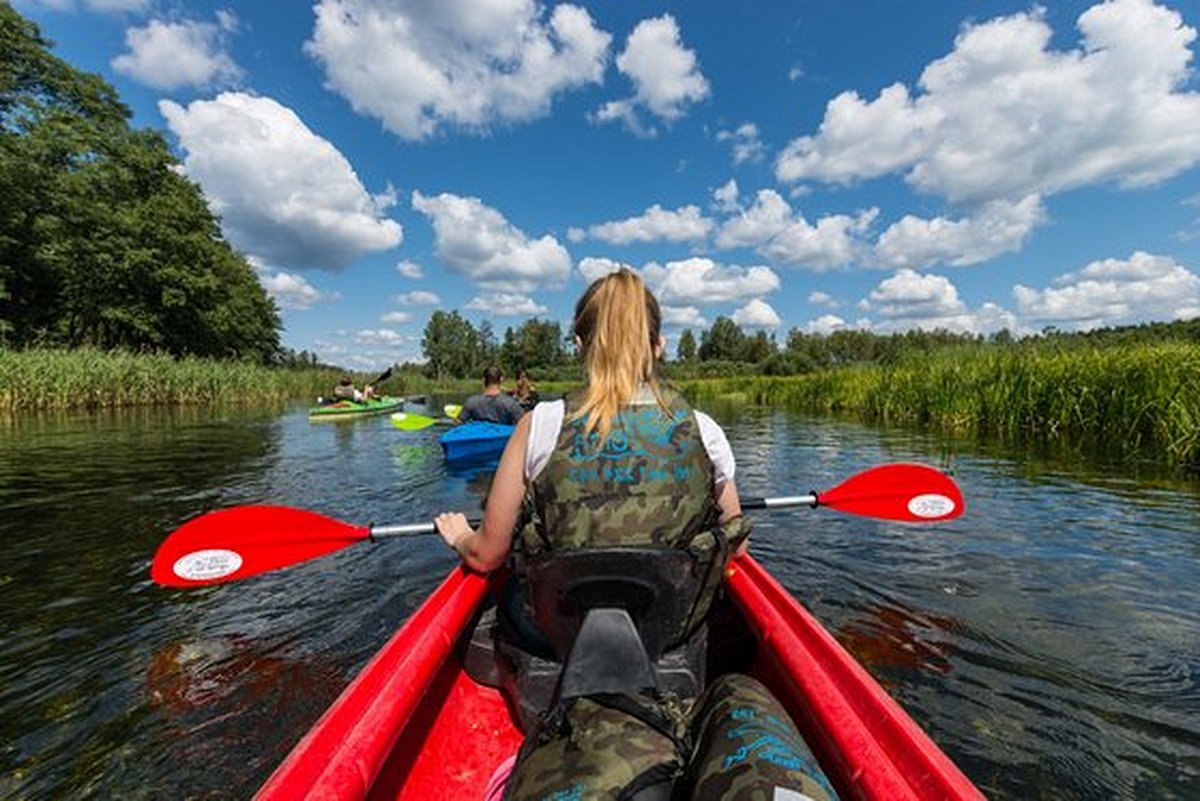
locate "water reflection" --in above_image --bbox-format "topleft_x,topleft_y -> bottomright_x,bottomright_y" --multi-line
1,401 -> 1198,799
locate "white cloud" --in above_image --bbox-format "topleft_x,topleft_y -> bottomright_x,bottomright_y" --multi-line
160,93 -> 402,270
112,15 -> 241,90
306,0 -> 610,141
259,271 -> 330,310
595,14 -> 708,134
806,314 -> 846,335
466,293 -> 549,316
353,328 -> 405,345
716,189 -> 877,270
712,179 -> 739,213
661,305 -> 707,329
396,260 -> 424,279
776,0 -> 1200,204
865,269 -> 1015,334
584,204 -> 713,245
873,195 -> 1047,269
808,291 -> 839,308
731,298 -> 781,328
411,190 -> 571,292
642,257 -> 779,305
1014,251 -> 1200,330
716,123 -> 766,165
578,257 -> 630,283
380,311 -> 412,324
392,290 -> 440,305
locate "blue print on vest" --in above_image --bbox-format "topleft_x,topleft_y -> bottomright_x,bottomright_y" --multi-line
539,782 -> 584,801
566,407 -> 694,488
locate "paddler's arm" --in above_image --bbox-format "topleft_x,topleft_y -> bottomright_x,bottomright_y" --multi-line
717,478 -> 750,557
434,413 -> 531,572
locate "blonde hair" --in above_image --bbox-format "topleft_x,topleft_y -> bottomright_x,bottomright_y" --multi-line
571,268 -> 664,441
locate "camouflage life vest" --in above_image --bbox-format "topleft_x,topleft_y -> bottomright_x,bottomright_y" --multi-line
519,386 -> 719,555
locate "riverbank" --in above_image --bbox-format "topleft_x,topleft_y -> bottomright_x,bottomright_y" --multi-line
680,341 -> 1199,471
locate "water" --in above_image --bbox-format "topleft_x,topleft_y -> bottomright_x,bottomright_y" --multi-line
1,401 -> 1198,799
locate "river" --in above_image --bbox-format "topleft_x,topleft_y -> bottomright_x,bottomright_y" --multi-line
1,399 -> 1197,799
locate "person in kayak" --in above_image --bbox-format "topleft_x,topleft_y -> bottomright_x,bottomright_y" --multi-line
510,367 -> 539,411
458,365 -> 526,425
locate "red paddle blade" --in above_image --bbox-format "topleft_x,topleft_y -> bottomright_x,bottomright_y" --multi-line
151,506 -> 370,588
819,463 -> 964,522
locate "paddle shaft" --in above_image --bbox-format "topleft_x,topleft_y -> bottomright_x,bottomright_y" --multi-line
368,494 -> 818,539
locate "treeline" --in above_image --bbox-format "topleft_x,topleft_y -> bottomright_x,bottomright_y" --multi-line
421,310 -> 575,381
0,6 -> 281,361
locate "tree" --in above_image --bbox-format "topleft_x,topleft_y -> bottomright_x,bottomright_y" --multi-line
675,329 -> 696,362
698,317 -> 746,362
0,6 -> 280,358
421,310 -> 478,380
500,317 -> 568,373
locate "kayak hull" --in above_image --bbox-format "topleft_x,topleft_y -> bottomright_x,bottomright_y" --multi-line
309,396 -> 406,420
438,421 -> 515,462
255,555 -> 983,801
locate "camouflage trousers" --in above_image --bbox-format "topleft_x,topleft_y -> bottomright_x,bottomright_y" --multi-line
503,674 -> 837,800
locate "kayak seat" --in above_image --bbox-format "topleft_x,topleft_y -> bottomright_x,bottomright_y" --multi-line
558,608 -> 655,700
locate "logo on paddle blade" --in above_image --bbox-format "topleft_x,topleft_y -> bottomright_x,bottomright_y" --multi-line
907,493 -> 956,519
173,549 -> 244,582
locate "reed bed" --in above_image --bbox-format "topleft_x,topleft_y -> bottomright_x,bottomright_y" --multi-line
681,342 -> 1200,470
0,348 -> 341,414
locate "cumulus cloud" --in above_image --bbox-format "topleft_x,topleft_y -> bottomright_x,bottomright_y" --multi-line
873,195 -> 1047,268
864,269 -> 1016,334
661,305 -> 708,329
712,179 -> 739,213
396,260 -> 424,279
306,0 -> 610,141
393,290 -> 441,305
776,0 -> 1200,203
715,189 -> 877,269
113,13 -> 241,90
380,311 -> 413,324
353,328 -> 405,345
808,291 -> 839,308
583,204 -> 713,245
578,256 -> 630,283
411,191 -> 571,292
594,14 -> 708,135
1014,251 -> 1200,330
642,257 -> 779,305
160,93 -> 402,270
466,293 -> 549,316
731,298 -> 781,328
717,123 -> 766,165
805,314 -> 847,335
259,271 -> 330,310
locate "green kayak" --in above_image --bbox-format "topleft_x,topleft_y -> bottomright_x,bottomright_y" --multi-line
308,396 -> 406,420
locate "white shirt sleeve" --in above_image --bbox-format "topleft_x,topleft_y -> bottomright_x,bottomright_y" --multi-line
525,399 -> 565,481
695,411 -> 736,488
525,400 -> 735,487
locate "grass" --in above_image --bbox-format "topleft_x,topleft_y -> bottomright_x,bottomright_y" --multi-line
678,342 -> 1200,470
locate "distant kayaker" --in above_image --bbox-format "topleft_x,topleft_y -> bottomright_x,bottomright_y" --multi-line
458,366 -> 525,425
510,368 -> 539,410
332,375 -> 360,401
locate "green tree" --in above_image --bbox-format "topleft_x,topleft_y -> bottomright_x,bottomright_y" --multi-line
500,317 -> 567,373
422,310 -> 478,380
0,6 -> 280,358
698,317 -> 746,362
675,329 -> 696,362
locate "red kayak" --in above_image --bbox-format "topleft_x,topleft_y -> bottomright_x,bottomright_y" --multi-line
254,554 -> 984,801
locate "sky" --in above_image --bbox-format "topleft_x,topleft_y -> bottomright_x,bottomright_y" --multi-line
14,0 -> 1200,370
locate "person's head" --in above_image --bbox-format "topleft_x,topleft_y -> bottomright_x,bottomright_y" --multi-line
572,268 -> 664,439
339,375 -> 352,386
517,368 -> 530,383
482,365 -> 503,388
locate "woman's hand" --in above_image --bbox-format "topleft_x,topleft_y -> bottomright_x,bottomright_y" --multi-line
435,512 -> 473,556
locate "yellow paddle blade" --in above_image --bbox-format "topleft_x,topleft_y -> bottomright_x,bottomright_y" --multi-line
444,404 -> 462,420
389,412 -> 437,431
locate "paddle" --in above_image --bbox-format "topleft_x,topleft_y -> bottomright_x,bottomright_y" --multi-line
390,411 -> 456,431
445,404 -> 462,420
151,463 -> 962,588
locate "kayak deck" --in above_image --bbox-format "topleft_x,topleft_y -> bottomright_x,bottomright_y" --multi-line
256,556 -> 983,800
439,421 -> 515,462
309,396 -> 406,419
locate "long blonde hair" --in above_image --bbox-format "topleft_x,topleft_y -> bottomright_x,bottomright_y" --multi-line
571,268 -> 664,441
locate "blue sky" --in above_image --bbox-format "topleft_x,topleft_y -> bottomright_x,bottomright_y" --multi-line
16,0 -> 1200,369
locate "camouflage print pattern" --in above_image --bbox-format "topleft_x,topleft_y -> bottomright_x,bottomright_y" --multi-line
520,387 -> 719,554
504,695 -> 684,801
684,674 -> 838,801
516,387 -> 750,648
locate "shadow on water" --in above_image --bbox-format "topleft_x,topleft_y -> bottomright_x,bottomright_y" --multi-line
1,399 -> 1198,798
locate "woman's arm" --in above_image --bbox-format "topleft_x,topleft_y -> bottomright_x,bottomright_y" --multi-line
434,413 -> 532,572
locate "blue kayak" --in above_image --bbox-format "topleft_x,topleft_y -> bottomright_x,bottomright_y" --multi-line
439,421 -> 515,462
